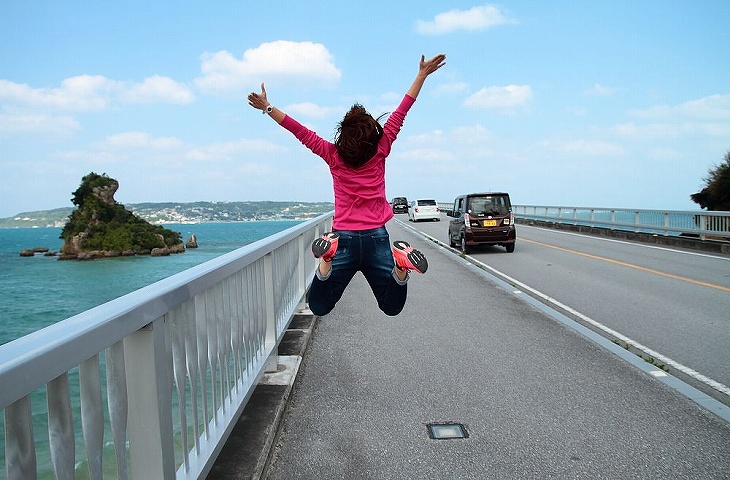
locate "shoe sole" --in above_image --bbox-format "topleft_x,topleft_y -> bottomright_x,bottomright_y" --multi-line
312,233 -> 340,259
393,241 -> 428,274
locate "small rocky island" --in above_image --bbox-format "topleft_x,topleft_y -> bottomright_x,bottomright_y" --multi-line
59,172 -> 185,260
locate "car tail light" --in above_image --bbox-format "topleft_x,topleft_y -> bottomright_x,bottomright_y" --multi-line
415,207 -> 419,213
503,212 -> 514,225
464,213 -> 471,230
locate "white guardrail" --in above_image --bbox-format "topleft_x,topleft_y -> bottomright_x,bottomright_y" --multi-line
0,213 -> 333,480
508,205 -> 729,240
435,202 -> 729,240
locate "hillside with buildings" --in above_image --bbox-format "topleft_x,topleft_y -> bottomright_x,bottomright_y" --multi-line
0,201 -> 334,228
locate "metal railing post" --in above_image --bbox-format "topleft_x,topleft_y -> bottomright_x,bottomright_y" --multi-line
700,214 -> 708,240
263,252 -> 278,373
298,234 -> 306,306
124,320 -> 175,479
4,396 -> 36,480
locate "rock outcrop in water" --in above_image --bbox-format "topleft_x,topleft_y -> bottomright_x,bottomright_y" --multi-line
186,234 -> 198,248
59,172 -> 184,260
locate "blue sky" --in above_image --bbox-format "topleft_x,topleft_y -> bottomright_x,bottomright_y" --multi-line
1,1 -> 728,218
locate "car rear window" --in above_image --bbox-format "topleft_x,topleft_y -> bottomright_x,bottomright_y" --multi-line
467,196 -> 510,215
417,199 -> 437,206
393,197 -> 407,204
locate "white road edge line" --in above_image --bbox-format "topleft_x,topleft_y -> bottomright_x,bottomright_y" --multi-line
401,221 -> 730,398
475,258 -> 730,397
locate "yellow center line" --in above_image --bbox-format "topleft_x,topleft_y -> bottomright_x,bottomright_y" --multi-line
521,238 -> 730,293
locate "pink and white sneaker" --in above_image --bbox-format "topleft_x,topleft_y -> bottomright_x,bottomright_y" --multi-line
311,232 -> 339,262
392,241 -> 428,274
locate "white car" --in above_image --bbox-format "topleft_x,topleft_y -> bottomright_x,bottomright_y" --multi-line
408,199 -> 440,222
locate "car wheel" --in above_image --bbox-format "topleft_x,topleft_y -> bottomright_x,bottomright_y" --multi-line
460,235 -> 471,254
449,233 -> 456,248
505,243 -> 515,253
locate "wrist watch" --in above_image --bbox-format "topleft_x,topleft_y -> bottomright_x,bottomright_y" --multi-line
263,105 -> 273,115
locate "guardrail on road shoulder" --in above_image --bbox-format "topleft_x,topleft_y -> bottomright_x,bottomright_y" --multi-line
511,205 -> 730,240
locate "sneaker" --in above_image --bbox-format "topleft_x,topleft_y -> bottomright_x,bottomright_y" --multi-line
312,232 -> 339,262
392,241 -> 428,274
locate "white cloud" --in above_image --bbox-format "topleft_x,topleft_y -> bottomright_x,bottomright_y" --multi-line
194,41 -> 342,95
395,125 -> 495,167
449,124 -> 493,143
0,113 -> 80,136
414,4 -> 514,35
231,162 -> 273,176
406,125 -> 492,148
680,94 -> 730,119
103,132 -> 184,150
463,85 -> 532,109
630,94 -> 730,120
608,94 -> 730,144
612,122 -> 730,138
612,122 -> 677,138
83,131 -> 290,175
647,147 -> 682,160
0,76 -> 113,110
184,139 -> 286,162
57,149 -> 127,166
400,147 -> 455,163
0,75 -> 194,111
541,139 -> 624,156
286,102 -> 334,119
122,75 -> 194,104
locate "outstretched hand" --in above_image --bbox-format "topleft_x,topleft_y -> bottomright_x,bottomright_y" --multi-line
247,83 -> 268,111
406,53 -> 446,99
419,54 -> 446,77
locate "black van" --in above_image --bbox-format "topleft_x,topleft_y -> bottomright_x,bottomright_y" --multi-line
391,197 -> 408,214
446,192 -> 516,253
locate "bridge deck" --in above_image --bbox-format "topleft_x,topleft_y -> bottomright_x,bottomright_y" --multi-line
211,220 -> 730,479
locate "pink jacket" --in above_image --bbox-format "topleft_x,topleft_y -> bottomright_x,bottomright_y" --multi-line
280,94 -> 416,230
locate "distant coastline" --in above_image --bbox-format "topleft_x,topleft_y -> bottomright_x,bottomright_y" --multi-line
0,201 -> 334,228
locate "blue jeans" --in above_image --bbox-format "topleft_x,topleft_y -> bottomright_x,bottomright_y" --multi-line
308,227 -> 407,316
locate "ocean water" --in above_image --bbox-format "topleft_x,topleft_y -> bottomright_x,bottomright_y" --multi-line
0,221 -> 300,346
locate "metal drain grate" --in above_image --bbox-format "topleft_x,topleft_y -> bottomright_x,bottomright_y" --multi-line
427,422 -> 469,440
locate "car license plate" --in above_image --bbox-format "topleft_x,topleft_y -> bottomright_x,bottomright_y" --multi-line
483,220 -> 497,227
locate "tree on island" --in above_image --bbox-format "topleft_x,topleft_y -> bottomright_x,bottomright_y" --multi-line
691,150 -> 730,211
60,172 -> 184,259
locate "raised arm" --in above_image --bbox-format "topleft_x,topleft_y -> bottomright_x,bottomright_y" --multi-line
406,54 -> 446,99
247,83 -> 286,124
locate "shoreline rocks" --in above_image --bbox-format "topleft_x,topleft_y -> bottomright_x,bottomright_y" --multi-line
19,247 -> 55,257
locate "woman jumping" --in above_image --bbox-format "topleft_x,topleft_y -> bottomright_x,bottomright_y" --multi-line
248,53 -> 446,316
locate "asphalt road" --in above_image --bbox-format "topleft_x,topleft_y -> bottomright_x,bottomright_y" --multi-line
263,219 -> 730,479
399,213 -> 730,404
